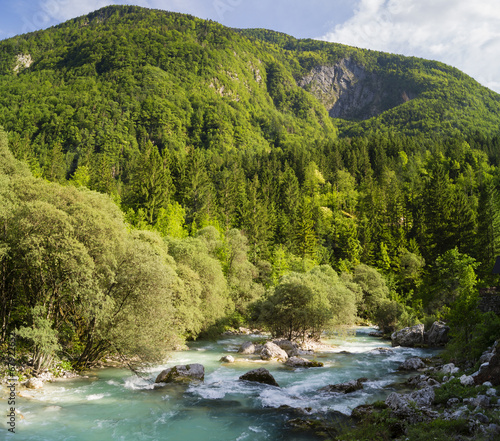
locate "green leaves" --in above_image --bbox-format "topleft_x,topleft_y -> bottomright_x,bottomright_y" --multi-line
256,265 -> 357,341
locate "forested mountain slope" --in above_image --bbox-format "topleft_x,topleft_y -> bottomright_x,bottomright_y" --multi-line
0,4 -> 499,184
1,5 -> 500,369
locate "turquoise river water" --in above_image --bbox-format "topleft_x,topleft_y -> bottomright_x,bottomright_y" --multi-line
2,328 -> 439,440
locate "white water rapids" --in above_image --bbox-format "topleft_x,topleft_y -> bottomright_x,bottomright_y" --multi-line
2,327 -> 440,440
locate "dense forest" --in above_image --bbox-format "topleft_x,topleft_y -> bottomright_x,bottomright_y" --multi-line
1,5 -> 500,372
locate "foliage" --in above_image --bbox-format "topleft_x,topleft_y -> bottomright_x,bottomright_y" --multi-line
1,4 -> 500,368
373,300 -> 419,334
350,264 -> 390,321
255,265 -> 357,341
17,306 -> 61,373
434,378 -> 488,404
0,133 -> 232,368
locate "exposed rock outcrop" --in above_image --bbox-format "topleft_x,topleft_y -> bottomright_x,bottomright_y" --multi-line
14,54 -> 33,73
155,363 -> 204,384
239,368 -> 279,387
391,324 -> 424,347
299,58 -> 415,120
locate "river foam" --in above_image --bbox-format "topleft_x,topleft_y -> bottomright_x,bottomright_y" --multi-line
8,327 -> 440,441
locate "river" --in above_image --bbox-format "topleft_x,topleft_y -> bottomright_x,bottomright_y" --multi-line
4,327 -> 440,440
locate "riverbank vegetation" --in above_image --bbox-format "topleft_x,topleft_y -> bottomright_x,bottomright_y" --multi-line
1,5 -> 500,374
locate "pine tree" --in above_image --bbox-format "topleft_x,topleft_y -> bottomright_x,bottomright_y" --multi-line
293,197 -> 317,260
125,141 -> 174,224
476,179 -> 500,280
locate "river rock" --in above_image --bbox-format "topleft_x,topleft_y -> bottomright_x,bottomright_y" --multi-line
260,342 -> 288,362
424,321 -> 450,346
285,356 -> 324,368
474,413 -> 490,424
399,357 -> 426,371
391,324 -> 424,347
273,339 -> 299,356
409,386 -> 435,407
319,378 -> 366,394
155,363 -> 205,384
239,368 -> 279,387
26,377 -> 43,389
238,341 -> 256,355
219,355 -> 235,363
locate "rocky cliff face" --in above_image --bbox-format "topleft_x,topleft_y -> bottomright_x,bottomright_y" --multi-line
299,58 -> 413,121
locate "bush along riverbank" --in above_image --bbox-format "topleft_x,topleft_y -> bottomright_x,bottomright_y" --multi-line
0,351 -> 79,390
293,339 -> 500,441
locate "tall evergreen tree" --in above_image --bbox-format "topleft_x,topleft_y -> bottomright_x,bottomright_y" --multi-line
125,141 -> 174,224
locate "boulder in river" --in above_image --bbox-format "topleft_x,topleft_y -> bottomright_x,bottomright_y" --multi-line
284,356 -> 324,368
155,363 -> 205,384
238,341 -> 256,355
424,321 -> 450,346
239,368 -> 279,387
391,324 -> 424,347
398,357 -> 426,371
319,378 -> 367,394
273,339 -> 299,357
219,355 -> 235,363
260,342 -> 288,362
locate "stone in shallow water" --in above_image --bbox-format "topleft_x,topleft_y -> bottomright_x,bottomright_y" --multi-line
155,363 -> 204,384
239,368 -> 279,387
219,355 -> 235,363
398,357 -> 426,371
319,378 -> 366,394
238,341 -> 256,355
284,356 -> 323,368
260,342 -> 288,362
391,324 -> 424,347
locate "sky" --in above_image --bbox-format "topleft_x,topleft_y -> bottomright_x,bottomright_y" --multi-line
0,0 -> 499,92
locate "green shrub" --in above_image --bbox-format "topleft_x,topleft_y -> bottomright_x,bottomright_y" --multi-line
434,378 -> 487,405
405,419 -> 470,441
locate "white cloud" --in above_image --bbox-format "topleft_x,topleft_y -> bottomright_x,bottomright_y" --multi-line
320,0 -> 500,92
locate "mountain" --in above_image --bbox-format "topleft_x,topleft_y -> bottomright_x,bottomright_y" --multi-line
0,5 -> 499,175
237,28 -> 500,138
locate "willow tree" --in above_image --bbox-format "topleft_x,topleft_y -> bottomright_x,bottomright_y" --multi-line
257,265 -> 357,341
